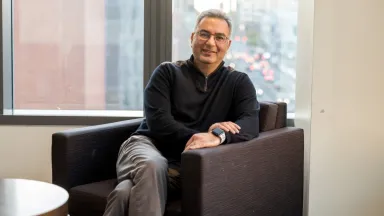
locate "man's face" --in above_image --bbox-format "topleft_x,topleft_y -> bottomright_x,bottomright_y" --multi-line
190,17 -> 231,66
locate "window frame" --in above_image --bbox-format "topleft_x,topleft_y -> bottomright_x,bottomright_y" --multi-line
0,0 -> 172,125
0,0 -> 295,127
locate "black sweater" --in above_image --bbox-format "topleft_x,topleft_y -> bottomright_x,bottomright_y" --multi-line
134,55 -> 260,157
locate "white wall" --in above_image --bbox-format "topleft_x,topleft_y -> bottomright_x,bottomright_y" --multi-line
0,126 -> 76,182
296,0 -> 384,215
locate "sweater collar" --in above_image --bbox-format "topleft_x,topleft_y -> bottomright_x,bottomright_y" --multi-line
186,55 -> 225,77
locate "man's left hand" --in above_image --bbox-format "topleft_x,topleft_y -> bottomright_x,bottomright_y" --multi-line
184,132 -> 221,151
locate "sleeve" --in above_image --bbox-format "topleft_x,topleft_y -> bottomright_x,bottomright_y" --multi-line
224,73 -> 260,144
144,63 -> 199,144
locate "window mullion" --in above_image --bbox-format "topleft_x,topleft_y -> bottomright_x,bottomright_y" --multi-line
1,0 -> 14,115
143,0 -> 172,89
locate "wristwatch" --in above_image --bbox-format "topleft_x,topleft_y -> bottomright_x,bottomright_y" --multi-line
212,128 -> 226,144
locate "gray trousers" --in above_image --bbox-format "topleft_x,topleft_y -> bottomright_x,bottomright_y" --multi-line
103,135 -> 181,216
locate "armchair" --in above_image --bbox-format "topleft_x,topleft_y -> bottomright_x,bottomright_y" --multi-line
52,102 -> 304,216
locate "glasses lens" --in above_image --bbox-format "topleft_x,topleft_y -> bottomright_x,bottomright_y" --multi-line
215,35 -> 226,43
197,31 -> 227,44
199,31 -> 210,40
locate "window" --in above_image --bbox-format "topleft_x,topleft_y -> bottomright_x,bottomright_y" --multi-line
10,0 -> 144,117
172,0 -> 298,113
1,0 -> 296,125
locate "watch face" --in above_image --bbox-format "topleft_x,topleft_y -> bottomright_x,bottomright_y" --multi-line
213,128 -> 224,135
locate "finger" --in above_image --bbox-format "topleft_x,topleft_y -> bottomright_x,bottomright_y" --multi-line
187,141 -> 200,150
184,144 -> 191,151
210,123 -> 230,133
185,141 -> 196,151
231,122 -> 241,130
223,122 -> 237,134
217,124 -> 232,132
227,122 -> 241,133
184,135 -> 195,150
212,123 -> 235,134
190,140 -> 217,149
189,142 -> 202,150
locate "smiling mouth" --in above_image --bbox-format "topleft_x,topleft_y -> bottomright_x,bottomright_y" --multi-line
202,49 -> 216,54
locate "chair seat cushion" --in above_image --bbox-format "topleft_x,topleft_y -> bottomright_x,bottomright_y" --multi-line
69,179 -> 181,216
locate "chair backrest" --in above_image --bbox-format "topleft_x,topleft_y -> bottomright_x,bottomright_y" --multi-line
259,102 -> 287,132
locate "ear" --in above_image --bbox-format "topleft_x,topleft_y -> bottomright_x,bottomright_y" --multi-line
190,32 -> 195,45
227,39 -> 232,49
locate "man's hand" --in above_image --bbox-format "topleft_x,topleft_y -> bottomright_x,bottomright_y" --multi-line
184,132 -> 221,151
208,121 -> 241,134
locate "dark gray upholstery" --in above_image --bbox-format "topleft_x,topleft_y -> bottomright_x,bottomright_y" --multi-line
52,102 -> 304,216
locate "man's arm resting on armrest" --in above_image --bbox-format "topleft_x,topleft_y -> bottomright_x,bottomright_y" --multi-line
144,63 -> 199,142
223,74 -> 260,144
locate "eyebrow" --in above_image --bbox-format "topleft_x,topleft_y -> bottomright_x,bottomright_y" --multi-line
200,29 -> 227,36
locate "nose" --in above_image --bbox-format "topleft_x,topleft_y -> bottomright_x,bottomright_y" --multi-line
206,35 -> 216,46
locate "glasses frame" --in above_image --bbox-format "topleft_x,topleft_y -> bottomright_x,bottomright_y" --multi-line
195,30 -> 230,45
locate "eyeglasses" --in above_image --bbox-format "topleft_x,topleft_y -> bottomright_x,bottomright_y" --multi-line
195,30 -> 229,44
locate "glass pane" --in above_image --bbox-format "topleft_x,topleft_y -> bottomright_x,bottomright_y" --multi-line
172,0 -> 298,113
13,0 -> 144,113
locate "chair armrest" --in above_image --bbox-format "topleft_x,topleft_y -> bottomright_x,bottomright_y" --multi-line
51,118 -> 143,191
181,127 -> 304,216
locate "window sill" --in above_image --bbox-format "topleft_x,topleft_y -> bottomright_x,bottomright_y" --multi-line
287,113 -> 295,127
0,110 -> 296,127
0,110 -> 143,126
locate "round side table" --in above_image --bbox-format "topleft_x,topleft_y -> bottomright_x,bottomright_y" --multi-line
0,178 -> 69,216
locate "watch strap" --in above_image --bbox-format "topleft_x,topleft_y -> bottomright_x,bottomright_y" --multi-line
212,128 -> 226,144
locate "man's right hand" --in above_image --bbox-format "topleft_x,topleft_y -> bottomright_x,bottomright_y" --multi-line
208,121 -> 241,134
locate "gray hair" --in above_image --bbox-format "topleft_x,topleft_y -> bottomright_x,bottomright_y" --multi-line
194,9 -> 232,37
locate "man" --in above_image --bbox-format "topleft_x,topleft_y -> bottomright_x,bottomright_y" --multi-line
103,9 -> 260,216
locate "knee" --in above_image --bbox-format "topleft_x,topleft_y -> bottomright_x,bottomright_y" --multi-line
140,156 -> 168,175
109,180 -> 132,202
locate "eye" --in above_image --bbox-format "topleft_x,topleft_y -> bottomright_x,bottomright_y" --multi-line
215,35 -> 226,42
199,31 -> 210,39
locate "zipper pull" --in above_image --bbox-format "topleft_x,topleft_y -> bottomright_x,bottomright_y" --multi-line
204,76 -> 208,92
